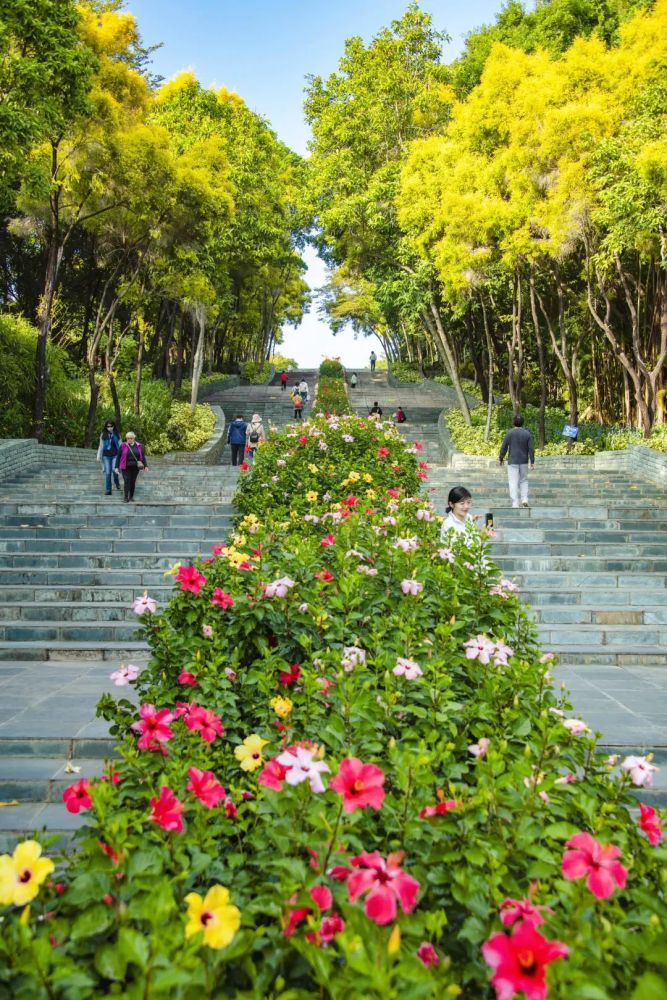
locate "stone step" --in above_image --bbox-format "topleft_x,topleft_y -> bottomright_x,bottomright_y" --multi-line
0,524 -> 232,540
0,602 -> 141,622
0,585 -> 173,602
548,646 -> 666,666
0,640 -> 148,661
537,623 -> 667,647
492,542 -> 667,557
509,571 -> 664,589
530,606 -> 667,625
0,538 -> 227,554
0,802 -> 87,852
0,553 -> 204,569
0,756 -> 110,803
0,621 -> 142,642
496,556 -> 667,573
0,502 -> 235,516
521,589 -> 667,607
0,569 -> 172,586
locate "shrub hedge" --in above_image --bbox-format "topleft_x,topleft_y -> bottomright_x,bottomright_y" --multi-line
0,411 -> 664,998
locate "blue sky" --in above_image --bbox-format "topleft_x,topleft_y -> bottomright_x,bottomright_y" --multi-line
128,0 -> 508,367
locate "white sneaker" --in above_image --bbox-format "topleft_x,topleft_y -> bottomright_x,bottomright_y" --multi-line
512,502 -> 520,508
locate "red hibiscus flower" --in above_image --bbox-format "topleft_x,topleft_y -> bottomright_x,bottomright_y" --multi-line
258,756 -> 290,791
279,663 -> 301,686
638,803 -> 663,845
482,921 -> 568,1000
416,471 -> 427,479
62,779 -> 92,813
419,799 -> 460,819
413,440 -> 423,450
175,565 -> 206,594
561,831 -> 627,899
224,798 -> 237,818
237,560 -> 253,570
377,447 -> 390,458
416,942 -> 440,967
187,766 -> 225,808
131,704 -> 174,750
419,461 -> 428,469
346,850 -> 419,925
283,885 -> 332,938
320,534 -> 335,547
341,495 -> 358,507
320,912 -> 345,943
499,898 -> 552,927
148,786 -> 184,832
298,435 -> 308,444
386,488 -> 399,498
315,569 -> 334,583
184,705 -> 224,743
330,757 -> 385,812
211,544 -> 225,556
177,670 -> 197,686
239,461 -> 249,471
211,588 -> 234,609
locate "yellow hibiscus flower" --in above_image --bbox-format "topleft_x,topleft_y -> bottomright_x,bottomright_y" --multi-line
306,490 -> 318,502
0,841 -> 54,907
348,471 -> 360,482
363,473 -> 373,483
184,885 -> 241,949
234,734 -> 269,772
270,696 -> 293,719
308,463 -> 319,474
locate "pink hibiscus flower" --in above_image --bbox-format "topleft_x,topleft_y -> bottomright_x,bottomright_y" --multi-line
131,704 -> 174,750
148,786 -> 184,832
177,670 -> 197,686
258,756 -> 290,791
499,898 -> 553,927
482,921 -> 568,1000
416,942 -> 440,967
561,832 -> 628,899
62,778 -> 92,813
329,757 -> 385,813
175,565 -> 206,594
187,767 -> 225,808
211,588 -> 234,609
346,850 -> 419,925
638,803 -> 663,845
184,705 -> 224,743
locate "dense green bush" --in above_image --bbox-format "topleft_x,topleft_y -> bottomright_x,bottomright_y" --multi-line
433,373 -> 484,402
319,358 -> 345,378
1,413 -> 664,997
390,361 -> 423,383
312,376 -> 353,416
447,402 -> 667,456
0,313 -> 89,445
240,361 -> 272,384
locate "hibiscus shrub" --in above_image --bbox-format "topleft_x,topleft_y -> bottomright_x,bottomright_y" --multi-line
0,413 -> 666,999
313,375 -> 353,416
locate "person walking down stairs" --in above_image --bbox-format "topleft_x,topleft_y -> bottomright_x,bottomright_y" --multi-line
227,415 -> 247,466
369,351 -> 377,372
499,415 -> 535,508
350,373 -> 358,389
96,420 -> 121,495
118,431 -> 148,503
246,413 -> 266,462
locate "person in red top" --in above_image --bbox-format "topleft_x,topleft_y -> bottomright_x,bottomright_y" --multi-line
117,431 -> 148,503
279,370 -> 288,391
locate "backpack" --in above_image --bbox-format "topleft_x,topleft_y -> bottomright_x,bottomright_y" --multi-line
249,430 -> 260,444
294,395 -> 303,409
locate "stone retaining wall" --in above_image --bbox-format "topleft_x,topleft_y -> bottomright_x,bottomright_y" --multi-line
155,406 -> 226,466
437,414 -> 667,484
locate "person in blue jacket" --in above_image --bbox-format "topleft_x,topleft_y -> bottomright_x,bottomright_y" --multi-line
227,414 -> 247,466
96,420 -> 121,495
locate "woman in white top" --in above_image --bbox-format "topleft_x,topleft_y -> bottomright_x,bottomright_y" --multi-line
246,413 -> 266,462
440,486 -> 474,539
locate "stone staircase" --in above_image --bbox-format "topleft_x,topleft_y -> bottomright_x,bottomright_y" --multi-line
0,460 -> 238,848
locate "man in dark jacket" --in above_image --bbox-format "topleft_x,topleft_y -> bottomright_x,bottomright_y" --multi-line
227,415 -> 247,466
499,415 -> 535,508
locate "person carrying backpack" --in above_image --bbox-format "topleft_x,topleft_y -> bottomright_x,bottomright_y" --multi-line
293,393 -> 303,420
227,415 -> 247,466
246,413 -> 266,461
96,420 -> 121,495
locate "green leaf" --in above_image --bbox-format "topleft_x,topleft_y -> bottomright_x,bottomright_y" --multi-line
70,904 -> 114,941
632,973 -> 667,1000
95,943 -> 127,981
118,927 -> 150,970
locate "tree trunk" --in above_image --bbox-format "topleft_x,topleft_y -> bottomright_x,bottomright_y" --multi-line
190,304 -> 206,409
480,295 -> 494,443
84,366 -> 101,450
528,270 -> 547,449
33,143 -> 63,441
134,320 -> 144,416
174,311 -> 186,394
425,297 -> 471,425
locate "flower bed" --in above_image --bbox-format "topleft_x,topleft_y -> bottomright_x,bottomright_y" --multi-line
1,414 -> 665,998
312,376 -> 353,418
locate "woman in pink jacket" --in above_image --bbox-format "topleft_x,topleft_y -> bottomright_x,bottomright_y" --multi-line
117,431 -> 148,503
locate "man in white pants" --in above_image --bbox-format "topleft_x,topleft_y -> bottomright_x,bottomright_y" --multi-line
499,415 -> 535,508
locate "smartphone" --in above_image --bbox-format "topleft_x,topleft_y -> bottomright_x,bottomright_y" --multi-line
485,512 -> 494,528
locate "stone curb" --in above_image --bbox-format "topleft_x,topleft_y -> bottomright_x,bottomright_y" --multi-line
154,406 -> 226,466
